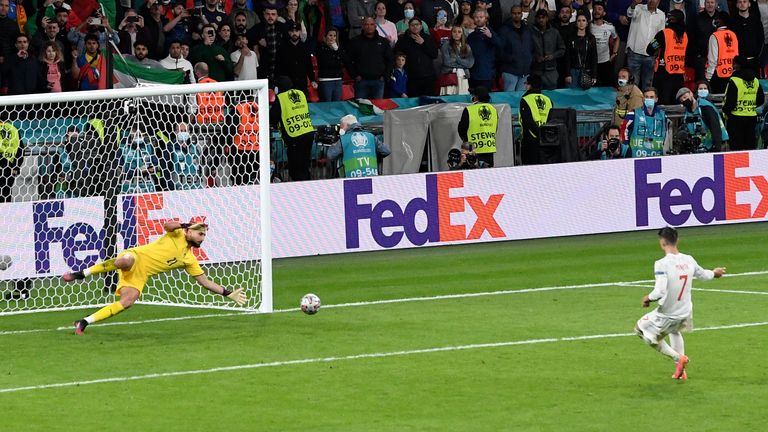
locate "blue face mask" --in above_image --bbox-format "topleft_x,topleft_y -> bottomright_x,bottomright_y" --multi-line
644,98 -> 655,110
177,131 -> 190,142
697,89 -> 709,99
404,9 -> 415,19
437,11 -> 447,21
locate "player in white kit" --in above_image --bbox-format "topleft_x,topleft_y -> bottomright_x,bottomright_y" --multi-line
635,227 -> 726,380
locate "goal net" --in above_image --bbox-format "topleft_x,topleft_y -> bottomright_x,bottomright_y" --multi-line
0,80 -> 272,315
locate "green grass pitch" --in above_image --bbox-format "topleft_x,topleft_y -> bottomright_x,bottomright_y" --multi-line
1,223 -> 766,431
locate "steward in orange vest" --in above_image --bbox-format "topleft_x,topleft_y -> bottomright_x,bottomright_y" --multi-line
706,12 -> 739,93
230,100 -> 261,185
196,75 -> 225,124
646,10 -> 687,105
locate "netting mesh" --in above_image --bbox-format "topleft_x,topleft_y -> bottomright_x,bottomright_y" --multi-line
0,81 -> 270,315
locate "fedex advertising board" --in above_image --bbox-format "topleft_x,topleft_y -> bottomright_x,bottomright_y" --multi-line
271,151 -> 768,257
2,151 -> 766,279
0,189 -> 259,280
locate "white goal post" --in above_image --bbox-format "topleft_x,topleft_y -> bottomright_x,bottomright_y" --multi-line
0,79 -> 272,315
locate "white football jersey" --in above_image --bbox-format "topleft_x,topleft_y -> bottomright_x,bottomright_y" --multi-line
650,253 -> 715,319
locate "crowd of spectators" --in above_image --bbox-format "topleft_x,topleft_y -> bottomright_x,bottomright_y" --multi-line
0,0 -> 761,99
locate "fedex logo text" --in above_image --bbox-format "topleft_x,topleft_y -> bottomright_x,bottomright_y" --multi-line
635,153 -> 768,226
344,172 -> 505,249
34,194 -> 209,273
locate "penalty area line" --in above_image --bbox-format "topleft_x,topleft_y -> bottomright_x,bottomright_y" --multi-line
1,320 -> 767,394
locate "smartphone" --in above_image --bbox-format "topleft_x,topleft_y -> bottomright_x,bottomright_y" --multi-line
126,16 -> 139,23
88,17 -> 101,25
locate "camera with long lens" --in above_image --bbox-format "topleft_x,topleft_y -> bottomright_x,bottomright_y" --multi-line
606,137 -> 620,154
465,153 -> 478,168
447,147 -> 480,170
447,148 -> 462,169
315,124 -> 340,145
669,117 -> 706,155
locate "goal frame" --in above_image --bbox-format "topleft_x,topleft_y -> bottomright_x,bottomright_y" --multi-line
0,79 -> 273,315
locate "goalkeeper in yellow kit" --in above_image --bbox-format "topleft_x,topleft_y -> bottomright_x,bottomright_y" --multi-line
63,220 -> 247,335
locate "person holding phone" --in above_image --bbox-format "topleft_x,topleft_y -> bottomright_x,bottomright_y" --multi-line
117,9 -> 151,55
188,23 -> 234,81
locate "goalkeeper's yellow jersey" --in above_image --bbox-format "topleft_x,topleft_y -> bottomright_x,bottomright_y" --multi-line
129,229 -> 204,278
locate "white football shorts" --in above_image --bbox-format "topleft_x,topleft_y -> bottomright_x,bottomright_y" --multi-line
636,309 -> 693,343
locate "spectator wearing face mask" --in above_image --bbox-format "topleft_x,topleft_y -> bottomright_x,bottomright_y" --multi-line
119,127 -> 158,194
431,8 -> 452,45
622,87 -> 668,158
420,0 -> 455,28
676,86 -> 726,153
613,67 -> 643,126
168,122 -> 203,190
396,1 -> 429,35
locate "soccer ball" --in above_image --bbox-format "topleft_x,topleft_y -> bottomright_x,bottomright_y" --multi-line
300,293 -> 321,315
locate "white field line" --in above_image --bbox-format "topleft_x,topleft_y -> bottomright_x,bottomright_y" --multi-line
693,288 -> 768,296
1,320 -> 766,394
1,270 -> 767,337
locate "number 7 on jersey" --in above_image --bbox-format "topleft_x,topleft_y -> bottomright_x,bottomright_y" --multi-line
678,275 -> 689,301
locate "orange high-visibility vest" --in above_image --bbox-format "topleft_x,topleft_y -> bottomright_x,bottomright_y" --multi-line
196,77 -> 225,124
713,29 -> 738,78
233,101 -> 259,151
655,28 -> 687,74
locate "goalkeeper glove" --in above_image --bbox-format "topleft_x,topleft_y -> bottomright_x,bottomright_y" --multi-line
223,288 -> 247,306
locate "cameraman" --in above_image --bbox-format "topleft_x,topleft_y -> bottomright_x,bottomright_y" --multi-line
589,124 -> 630,160
327,115 -> 390,178
448,143 -> 489,169
675,87 -> 725,153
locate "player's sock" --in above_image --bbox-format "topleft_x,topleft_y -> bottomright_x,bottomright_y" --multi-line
85,258 -> 118,276
669,333 -> 684,356
658,341 -> 680,361
85,301 -> 125,324
74,319 -> 88,335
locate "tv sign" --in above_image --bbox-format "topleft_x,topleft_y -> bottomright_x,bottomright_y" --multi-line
635,153 -> 768,226
344,172 -> 505,248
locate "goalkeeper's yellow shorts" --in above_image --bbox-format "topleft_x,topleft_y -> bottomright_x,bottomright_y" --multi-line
116,251 -> 148,296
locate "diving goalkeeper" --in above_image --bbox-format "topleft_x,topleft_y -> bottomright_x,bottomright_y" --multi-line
63,221 -> 246,335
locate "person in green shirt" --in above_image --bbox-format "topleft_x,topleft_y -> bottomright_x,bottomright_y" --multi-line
188,24 -> 234,81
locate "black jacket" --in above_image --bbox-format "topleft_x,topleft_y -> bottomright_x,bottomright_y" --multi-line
731,12 -> 764,59
3,53 -> 44,95
316,42 -> 348,79
277,39 -> 315,92
347,33 -> 393,80
0,16 -> 19,59
394,32 -> 438,79
688,10 -> 718,59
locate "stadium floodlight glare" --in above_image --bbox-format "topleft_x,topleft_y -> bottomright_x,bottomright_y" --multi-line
0,80 -> 272,315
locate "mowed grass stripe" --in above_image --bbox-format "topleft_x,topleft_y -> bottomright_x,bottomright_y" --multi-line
2,320 -> 766,394
2,269 -> 766,337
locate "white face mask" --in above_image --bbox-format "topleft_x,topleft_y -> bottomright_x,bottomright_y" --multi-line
617,78 -> 628,87
177,131 -> 190,142
134,137 -> 144,145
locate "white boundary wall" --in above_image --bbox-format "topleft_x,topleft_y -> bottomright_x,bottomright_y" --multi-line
2,150 -> 767,280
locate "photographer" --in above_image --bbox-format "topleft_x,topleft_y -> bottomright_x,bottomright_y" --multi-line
675,87 -> 726,153
589,124 -> 630,160
448,143 -> 489,169
327,115 -> 391,178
